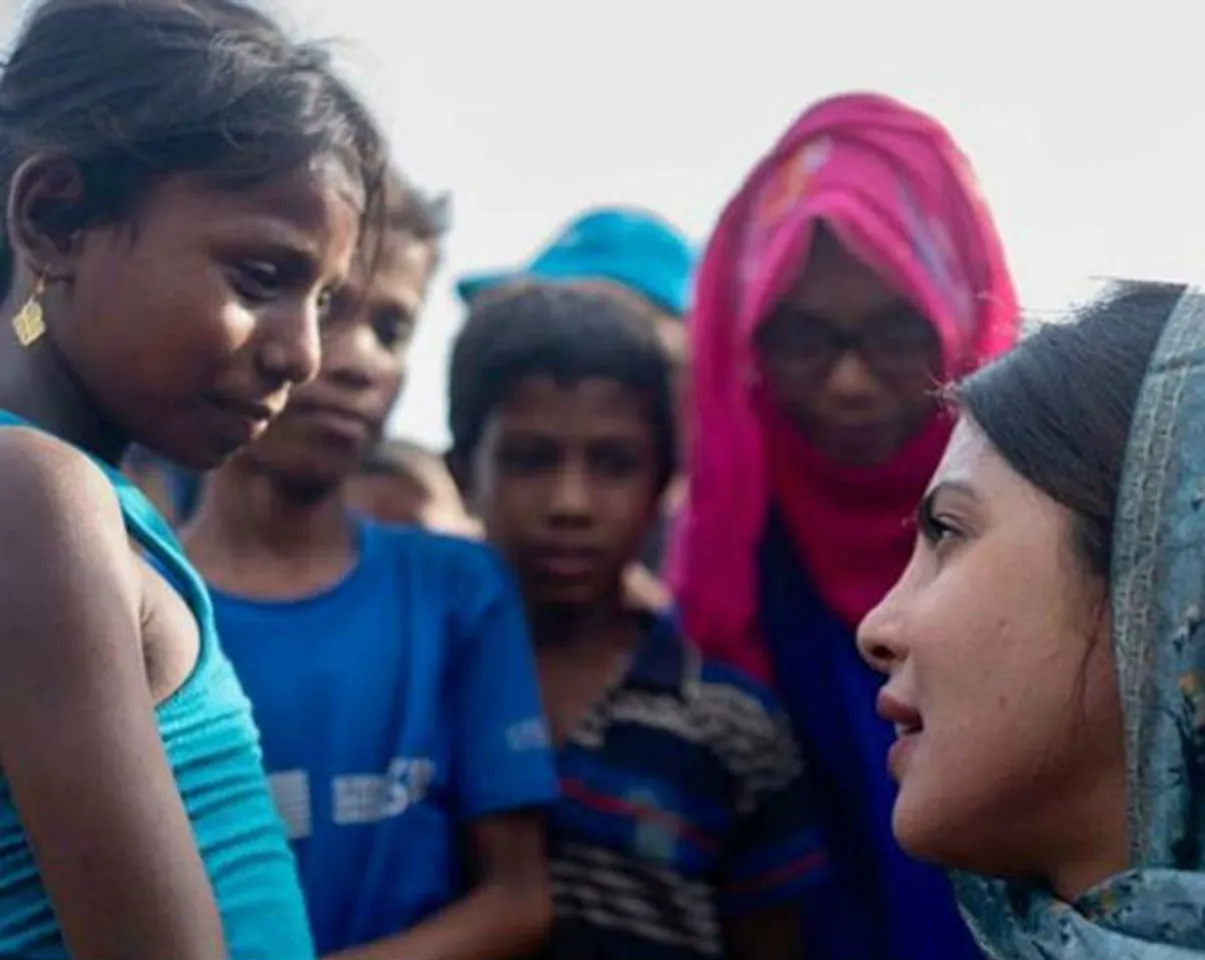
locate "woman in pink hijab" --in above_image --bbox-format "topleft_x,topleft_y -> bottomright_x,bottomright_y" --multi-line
671,92 -> 1020,960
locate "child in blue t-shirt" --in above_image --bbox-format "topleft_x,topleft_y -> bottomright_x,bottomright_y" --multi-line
183,175 -> 558,960
447,282 -> 829,960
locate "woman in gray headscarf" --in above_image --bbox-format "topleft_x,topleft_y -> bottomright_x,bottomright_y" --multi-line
857,280 -> 1205,959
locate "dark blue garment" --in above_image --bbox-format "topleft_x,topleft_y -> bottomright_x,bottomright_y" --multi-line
758,515 -> 983,960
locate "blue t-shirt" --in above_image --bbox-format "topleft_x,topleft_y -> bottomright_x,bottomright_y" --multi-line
210,521 -> 559,955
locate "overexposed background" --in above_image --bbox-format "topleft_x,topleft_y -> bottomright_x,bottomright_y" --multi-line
5,1 -> 1204,446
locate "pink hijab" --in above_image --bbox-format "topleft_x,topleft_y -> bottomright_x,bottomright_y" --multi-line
670,92 -> 1019,679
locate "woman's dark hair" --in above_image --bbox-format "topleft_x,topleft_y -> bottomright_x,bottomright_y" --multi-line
448,280 -> 678,494
956,280 -> 1185,579
0,0 -> 389,296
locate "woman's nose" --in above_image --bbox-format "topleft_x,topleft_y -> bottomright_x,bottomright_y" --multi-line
857,595 -> 906,675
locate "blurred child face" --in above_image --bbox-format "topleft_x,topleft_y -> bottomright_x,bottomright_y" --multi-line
469,375 -> 662,609
753,226 -> 941,466
238,232 -> 435,492
17,159 -> 363,468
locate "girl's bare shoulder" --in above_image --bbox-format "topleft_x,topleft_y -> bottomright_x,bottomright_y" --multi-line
0,427 -> 125,532
0,428 -> 138,619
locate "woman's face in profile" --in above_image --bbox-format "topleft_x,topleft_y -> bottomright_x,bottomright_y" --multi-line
857,418 -> 1127,893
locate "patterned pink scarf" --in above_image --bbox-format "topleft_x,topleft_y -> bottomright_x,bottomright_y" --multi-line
669,92 -> 1020,679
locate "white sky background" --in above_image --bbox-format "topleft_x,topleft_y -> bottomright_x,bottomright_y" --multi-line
3,1 -> 1205,447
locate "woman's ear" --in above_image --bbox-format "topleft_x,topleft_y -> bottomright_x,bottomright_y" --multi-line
6,155 -> 88,282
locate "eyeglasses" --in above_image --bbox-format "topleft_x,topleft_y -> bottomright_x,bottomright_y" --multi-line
754,303 -> 938,380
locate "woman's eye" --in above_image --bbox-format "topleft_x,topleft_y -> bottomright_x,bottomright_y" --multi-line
918,500 -> 963,549
926,516 -> 958,544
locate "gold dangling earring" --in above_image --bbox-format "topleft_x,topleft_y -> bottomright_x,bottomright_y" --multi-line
12,275 -> 46,348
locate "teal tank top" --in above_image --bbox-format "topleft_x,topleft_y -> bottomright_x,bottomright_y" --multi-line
0,413 -> 316,959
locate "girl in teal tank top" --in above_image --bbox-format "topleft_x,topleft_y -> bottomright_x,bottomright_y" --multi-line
0,1 -> 386,956
0,413 -> 316,959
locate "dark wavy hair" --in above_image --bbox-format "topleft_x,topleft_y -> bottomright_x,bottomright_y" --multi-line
0,0 -> 390,296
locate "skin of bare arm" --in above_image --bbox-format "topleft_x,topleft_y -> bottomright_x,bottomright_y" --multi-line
0,430 -> 225,960
322,811 -> 551,960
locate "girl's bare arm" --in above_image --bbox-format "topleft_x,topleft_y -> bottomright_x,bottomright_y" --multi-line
0,432 -> 225,960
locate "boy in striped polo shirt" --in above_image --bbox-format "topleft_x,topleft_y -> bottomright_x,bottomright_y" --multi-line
448,281 -> 828,960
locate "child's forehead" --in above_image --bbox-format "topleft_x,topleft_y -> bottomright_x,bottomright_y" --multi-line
482,374 -> 656,444
498,371 -> 650,413
139,165 -> 352,243
223,161 -> 362,221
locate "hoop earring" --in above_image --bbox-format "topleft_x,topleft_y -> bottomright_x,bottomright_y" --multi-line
12,275 -> 46,348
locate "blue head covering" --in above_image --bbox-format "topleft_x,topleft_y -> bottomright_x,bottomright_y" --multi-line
956,286 -> 1205,959
454,206 -> 696,317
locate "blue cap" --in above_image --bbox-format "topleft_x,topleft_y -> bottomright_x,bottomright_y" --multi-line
454,206 -> 696,317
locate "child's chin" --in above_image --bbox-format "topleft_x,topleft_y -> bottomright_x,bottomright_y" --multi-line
532,581 -> 605,609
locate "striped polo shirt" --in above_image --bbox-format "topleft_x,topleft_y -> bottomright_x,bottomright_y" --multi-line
537,615 -> 827,959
